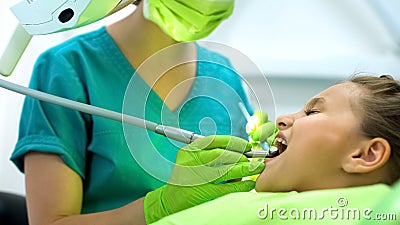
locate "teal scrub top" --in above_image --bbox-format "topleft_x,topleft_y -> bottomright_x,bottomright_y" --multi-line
10,27 -> 252,213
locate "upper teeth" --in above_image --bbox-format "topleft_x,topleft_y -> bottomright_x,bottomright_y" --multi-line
276,137 -> 287,145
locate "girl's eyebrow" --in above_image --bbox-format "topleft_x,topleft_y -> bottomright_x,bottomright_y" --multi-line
305,97 -> 325,109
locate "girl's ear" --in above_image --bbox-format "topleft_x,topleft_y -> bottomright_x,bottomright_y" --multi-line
342,138 -> 391,173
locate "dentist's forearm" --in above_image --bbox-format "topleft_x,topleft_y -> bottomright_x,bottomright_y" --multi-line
25,152 -> 147,225
48,198 -> 146,225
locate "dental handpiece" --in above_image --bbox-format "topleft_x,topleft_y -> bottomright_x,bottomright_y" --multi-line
0,78 -> 272,158
238,102 -> 278,158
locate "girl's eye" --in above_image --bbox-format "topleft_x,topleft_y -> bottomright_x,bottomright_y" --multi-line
304,109 -> 319,116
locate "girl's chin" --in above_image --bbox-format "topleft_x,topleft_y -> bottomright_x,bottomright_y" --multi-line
255,183 -> 274,192
254,174 -> 270,192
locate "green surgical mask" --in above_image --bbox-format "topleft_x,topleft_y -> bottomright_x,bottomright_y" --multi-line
143,0 -> 234,42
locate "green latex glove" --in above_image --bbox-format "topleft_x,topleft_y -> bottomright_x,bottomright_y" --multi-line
244,110 -> 276,181
144,135 -> 265,224
253,122 -> 279,147
246,110 -> 277,148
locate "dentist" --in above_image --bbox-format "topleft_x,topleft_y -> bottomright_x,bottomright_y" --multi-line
10,0 -> 264,224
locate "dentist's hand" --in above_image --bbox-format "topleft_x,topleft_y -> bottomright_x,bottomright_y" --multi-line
246,110 -> 277,148
143,135 -> 265,224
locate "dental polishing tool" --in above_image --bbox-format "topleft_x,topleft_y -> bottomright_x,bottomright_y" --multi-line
0,78 -> 272,158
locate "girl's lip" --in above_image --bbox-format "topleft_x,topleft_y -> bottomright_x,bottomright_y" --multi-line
275,131 -> 287,143
264,158 -> 275,164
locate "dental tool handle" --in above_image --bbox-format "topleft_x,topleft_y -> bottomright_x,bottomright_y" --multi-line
0,78 -> 271,158
155,125 -> 204,144
0,78 -> 160,131
0,78 -> 208,143
244,147 -> 278,158
244,150 -> 270,158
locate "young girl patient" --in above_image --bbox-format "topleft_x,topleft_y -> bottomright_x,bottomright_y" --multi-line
151,74 -> 400,225
256,74 -> 400,192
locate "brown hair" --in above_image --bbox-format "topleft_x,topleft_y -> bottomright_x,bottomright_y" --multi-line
348,74 -> 400,184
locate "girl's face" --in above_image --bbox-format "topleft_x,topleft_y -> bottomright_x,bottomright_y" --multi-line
255,82 -> 367,192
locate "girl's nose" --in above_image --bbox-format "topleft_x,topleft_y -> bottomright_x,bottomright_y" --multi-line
276,114 -> 294,130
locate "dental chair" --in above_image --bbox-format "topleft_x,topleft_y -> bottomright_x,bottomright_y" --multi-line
0,192 -> 28,225
151,180 -> 400,225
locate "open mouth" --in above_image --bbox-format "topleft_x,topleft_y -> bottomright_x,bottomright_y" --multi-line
274,137 -> 287,155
